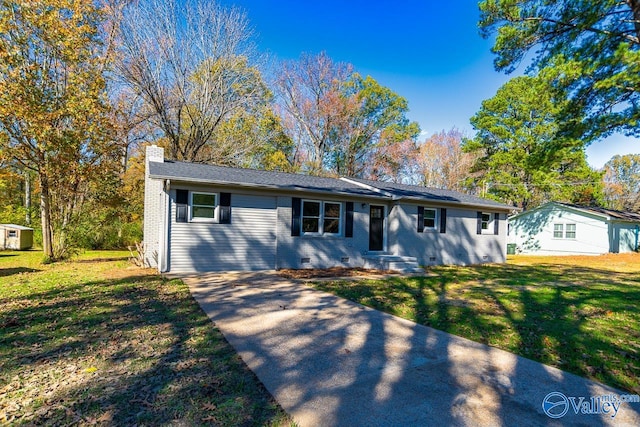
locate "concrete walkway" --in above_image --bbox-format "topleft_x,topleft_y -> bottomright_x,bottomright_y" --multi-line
184,272 -> 640,427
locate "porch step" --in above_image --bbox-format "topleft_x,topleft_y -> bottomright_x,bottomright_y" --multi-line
363,254 -> 423,274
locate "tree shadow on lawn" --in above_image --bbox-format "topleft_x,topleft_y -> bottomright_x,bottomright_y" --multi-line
0,267 -> 41,277
317,262 -> 640,394
73,256 -> 130,263
0,273 -> 289,426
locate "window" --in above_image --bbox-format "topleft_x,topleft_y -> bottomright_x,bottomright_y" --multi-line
191,192 -> 217,220
553,223 -> 576,239
301,200 -> 342,235
302,200 -> 320,233
323,202 -> 341,234
423,208 -> 437,230
8,230 -> 17,238
553,224 -> 564,238
481,212 -> 492,231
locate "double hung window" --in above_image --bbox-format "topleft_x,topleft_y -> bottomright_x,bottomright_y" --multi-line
302,200 -> 342,235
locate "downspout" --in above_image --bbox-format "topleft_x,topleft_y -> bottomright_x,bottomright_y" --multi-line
635,224 -> 639,252
159,179 -> 170,273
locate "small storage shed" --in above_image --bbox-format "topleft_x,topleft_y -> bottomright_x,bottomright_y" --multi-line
0,224 -> 34,250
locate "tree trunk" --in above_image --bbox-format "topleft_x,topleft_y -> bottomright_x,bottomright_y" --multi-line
24,171 -> 31,226
39,173 -> 54,260
630,0 -> 640,44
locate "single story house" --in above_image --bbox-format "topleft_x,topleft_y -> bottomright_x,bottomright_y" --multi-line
508,202 -> 640,255
143,145 -> 514,273
0,224 -> 34,250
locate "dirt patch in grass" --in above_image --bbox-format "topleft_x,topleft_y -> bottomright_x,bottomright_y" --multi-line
277,267 -> 392,279
0,251 -> 292,426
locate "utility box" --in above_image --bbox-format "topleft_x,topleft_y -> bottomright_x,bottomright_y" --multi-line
0,224 -> 34,250
506,243 -> 516,255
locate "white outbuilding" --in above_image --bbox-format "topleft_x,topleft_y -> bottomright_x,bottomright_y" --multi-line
0,224 -> 34,250
508,202 -> 640,255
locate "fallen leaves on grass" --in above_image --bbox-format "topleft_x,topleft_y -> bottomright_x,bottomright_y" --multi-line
0,252 -> 292,426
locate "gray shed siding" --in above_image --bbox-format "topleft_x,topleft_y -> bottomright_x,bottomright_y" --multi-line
169,188 -> 277,272
388,203 -> 506,265
275,196 -> 374,269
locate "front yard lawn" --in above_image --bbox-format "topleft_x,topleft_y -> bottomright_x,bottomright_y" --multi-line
0,250 -> 291,426
311,253 -> 640,394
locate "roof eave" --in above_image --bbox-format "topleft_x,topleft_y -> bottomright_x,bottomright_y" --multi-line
395,196 -> 515,212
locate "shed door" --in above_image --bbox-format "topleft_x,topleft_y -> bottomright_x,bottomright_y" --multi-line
369,205 -> 385,251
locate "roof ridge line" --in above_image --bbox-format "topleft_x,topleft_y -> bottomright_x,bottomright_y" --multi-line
339,177 -> 395,199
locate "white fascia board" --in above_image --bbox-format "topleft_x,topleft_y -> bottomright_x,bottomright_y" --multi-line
339,177 -> 395,198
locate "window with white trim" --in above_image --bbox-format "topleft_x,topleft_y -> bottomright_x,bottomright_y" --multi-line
8,230 -> 17,238
481,212 -> 493,232
301,200 -> 342,235
423,208 -> 437,230
191,192 -> 217,220
553,223 -> 576,239
553,224 -> 564,238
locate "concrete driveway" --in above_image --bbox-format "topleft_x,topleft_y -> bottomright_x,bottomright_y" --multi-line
184,272 -> 640,427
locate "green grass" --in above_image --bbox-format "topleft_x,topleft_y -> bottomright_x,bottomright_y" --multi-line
310,253 -> 640,394
0,250 -> 292,426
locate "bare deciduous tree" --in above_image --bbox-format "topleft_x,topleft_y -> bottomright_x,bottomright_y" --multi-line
275,52 -> 353,175
116,0 -> 270,163
275,52 -> 419,178
417,129 -> 478,192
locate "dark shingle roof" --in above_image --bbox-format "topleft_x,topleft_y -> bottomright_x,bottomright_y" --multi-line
149,161 -> 382,197
558,203 -> 640,222
347,177 -> 514,210
148,160 -> 514,211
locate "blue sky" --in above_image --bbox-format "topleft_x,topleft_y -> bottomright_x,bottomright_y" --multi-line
226,0 -> 637,168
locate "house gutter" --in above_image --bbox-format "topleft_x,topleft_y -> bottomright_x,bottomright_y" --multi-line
159,179 -> 170,273
397,196 -> 515,213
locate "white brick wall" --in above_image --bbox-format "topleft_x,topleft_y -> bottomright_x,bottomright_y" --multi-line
143,145 -> 165,268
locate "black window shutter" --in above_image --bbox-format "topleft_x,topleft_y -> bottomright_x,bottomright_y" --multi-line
477,211 -> 483,235
219,192 -> 231,224
440,208 -> 447,234
176,189 -> 189,223
291,197 -> 301,236
417,206 -> 424,232
494,212 -> 500,235
345,202 -> 354,237
176,189 -> 188,205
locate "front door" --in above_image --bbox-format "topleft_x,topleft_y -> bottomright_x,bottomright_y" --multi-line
369,205 -> 385,251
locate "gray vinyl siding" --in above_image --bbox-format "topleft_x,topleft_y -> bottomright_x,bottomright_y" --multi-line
276,196 -> 373,269
169,190 -> 277,272
388,203 -> 507,265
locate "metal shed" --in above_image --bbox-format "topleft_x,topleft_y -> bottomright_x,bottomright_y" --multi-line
0,224 -> 34,250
